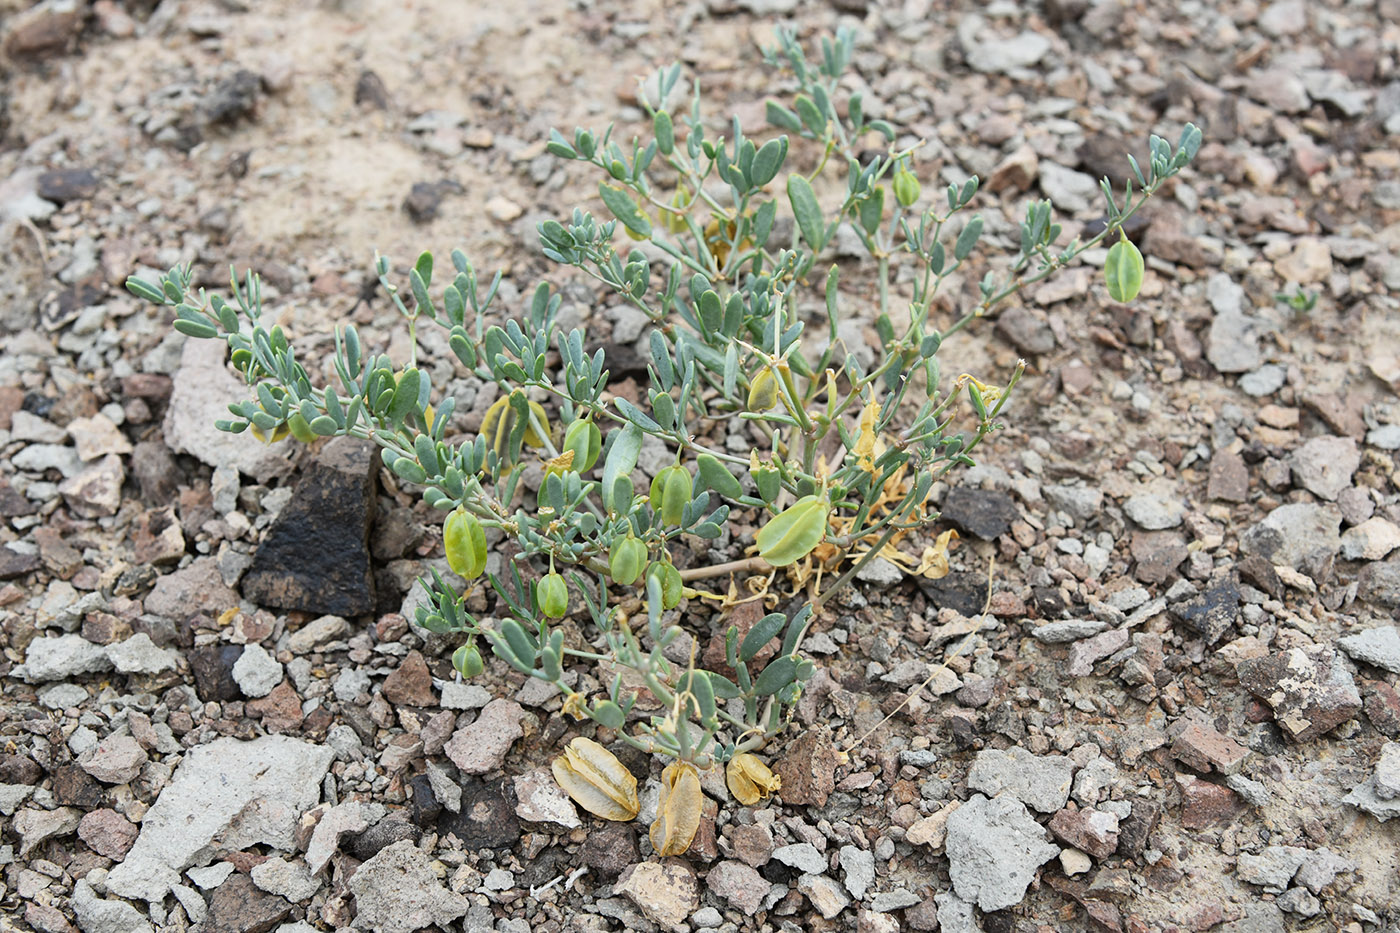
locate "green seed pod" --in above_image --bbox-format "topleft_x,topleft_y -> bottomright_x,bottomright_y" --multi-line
747,367 -> 779,412
893,169 -> 922,208
609,534 -> 648,586
1104,236 -> 1145,303
452,642 -> 485,679
443,509 -> 488,580
755,494 -> 829,566
538,571 -> 569,618
752,458 -> 781,504
647,561 -> 684,610
563,418 -> 602,473
649,464 -> 692,527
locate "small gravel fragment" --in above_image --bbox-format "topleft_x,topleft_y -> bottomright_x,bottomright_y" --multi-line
1031,620 -> 1107,643
839,845 -> 875,900
232,644 -> 283,698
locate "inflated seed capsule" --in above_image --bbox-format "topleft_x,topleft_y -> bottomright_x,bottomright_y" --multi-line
893,169 -> 922,208
609,534 -> 648,586
443,508 -> 488,580
755,494 -> 829,566
562,418 -> 603,473
452,642 -> 485,679
649,464 -> 692,527
538,571 -> 569,619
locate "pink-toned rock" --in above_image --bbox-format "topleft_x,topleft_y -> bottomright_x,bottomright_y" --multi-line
58,454 -> 125,518
78,808 -> 139,859
1047,806 -> 1120,858
1176,774 -> 1246,829
79,735 -> 147,784
382,651 -> 436,707
1171,718 -> 1250,774
774,728 -> 838,807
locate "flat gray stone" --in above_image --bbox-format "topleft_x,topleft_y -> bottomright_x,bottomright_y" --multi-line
1239,503 -> 1342,569
1207,312 -> 1264,374
839,845 -> 875,901
164,339 -> 295,484
1290,435 -> 1360,501
106,634 -> 178,675
1031,620 -> 1109,643
71,879 -> 152,933
1037,162 -> 1098,214
18,634 -> 113,682
1236,845 -> 1308,893
773,843 -> 826,874
967,746 -> 1074,813
1338,626 -> 1400,673
1124,490 -> 1185,530
945,793 -> 1059,911
232,644 -> 283,698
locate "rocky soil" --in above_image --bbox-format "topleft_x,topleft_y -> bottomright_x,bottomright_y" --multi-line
3,1 -> 1400,932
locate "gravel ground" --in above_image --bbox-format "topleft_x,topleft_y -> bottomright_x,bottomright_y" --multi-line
2,1 -> 1400,932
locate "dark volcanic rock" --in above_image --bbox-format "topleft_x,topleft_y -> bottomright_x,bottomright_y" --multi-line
204,872 -> 292,933
1170,573 -> 1240,644
187,644 -> 244,702
1237,645 -> 1362,742
940,487 -> 1020,541
51,764 -> 106,808
407,773 -> 442,827
0,753 -> 44,785
350,812 -> 419,861
203,70 -> 263,126
579,821 -> 639,880
437,778 -> 520,849
403,179 -> 463,224
1237,554 -> 1282,599
917,572 -> 991,617
37,169 -> 98,204
241,437 -> 377,616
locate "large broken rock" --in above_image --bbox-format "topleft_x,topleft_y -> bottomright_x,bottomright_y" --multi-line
240,436 -> 377,616
106,736 -> 333,902
348,839 -> 470,933
1237,645 -> 1361,742
164,339 -> 295,484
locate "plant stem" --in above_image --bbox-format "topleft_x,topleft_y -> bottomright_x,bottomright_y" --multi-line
678,556 -> 772,582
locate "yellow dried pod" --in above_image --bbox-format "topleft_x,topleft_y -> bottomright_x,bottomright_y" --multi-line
649,761 -> 703,856
551,737 -> 639,821
746,367 -> 779,412
726,753 -> 781,806
249,422 -> 290,444
480,394 -> 549,462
